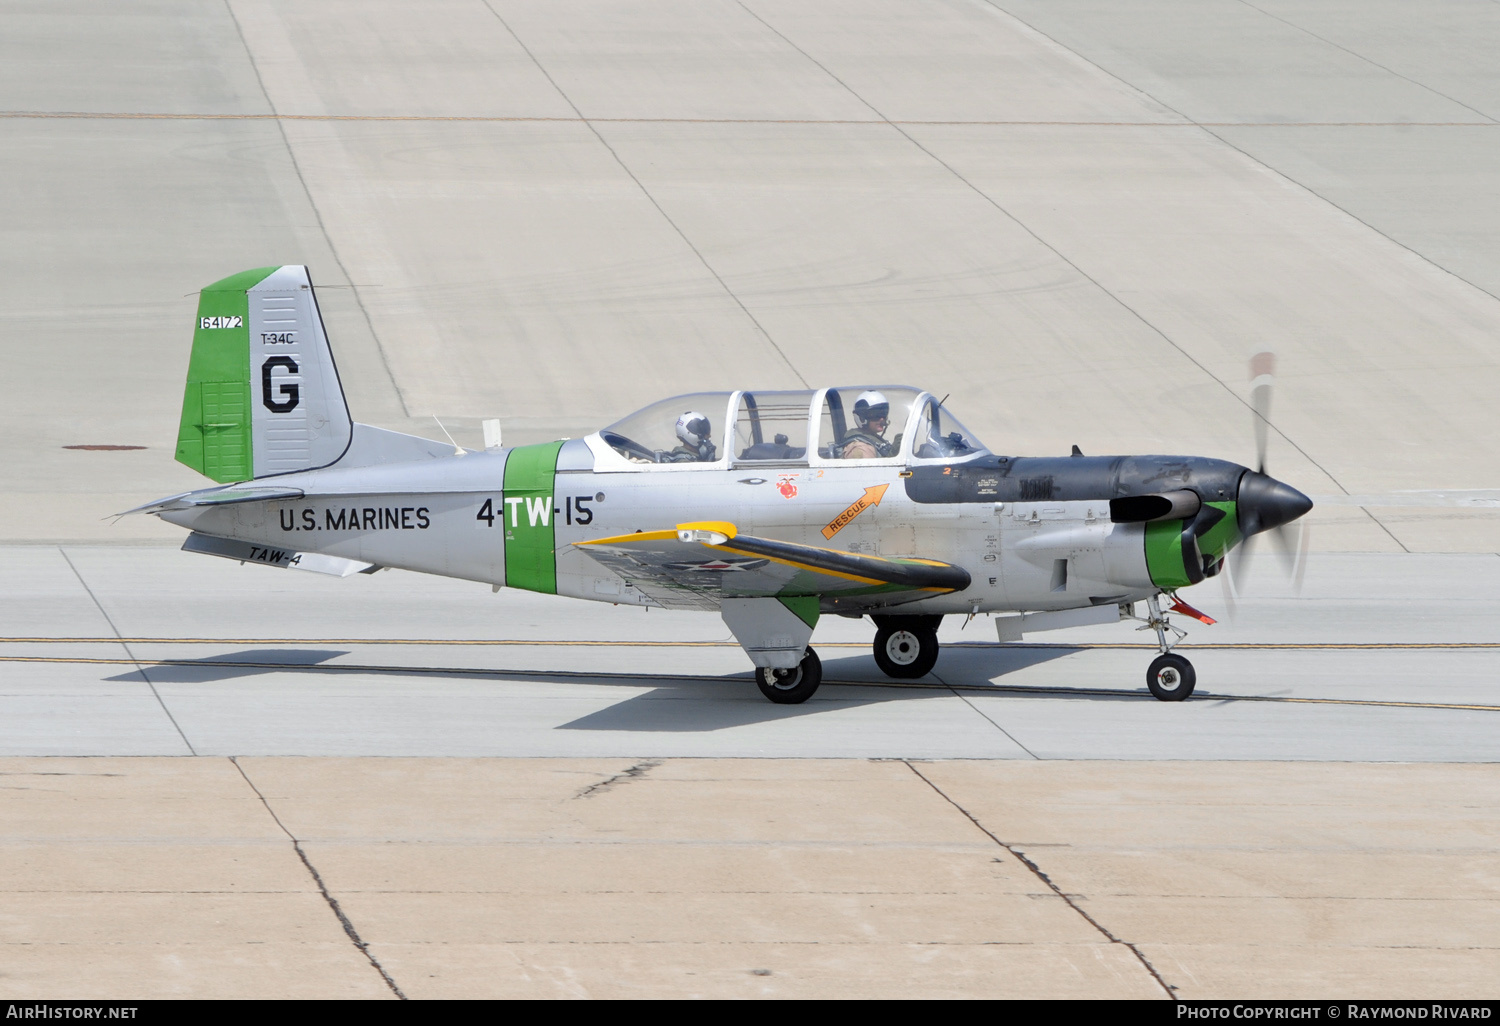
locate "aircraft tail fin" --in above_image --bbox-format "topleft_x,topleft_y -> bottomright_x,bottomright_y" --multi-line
176,266 -> 353,482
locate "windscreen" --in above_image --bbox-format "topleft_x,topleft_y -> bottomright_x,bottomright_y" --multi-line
910,396 -> 987,460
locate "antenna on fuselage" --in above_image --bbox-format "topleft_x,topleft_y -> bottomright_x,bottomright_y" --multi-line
431,415 -> 465,457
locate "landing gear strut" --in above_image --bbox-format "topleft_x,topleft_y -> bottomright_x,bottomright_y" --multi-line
871,615 -> 942,679
1131,594 -> 1196,702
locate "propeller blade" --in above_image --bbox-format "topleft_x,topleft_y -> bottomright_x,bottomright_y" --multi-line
1293,522 -> 1310,595
1231,520 -> 1309,597
1271,521 -> 1298,577
1219,562 -> 1238,620
1231,530 -> 1257,590
1249,351 -> 1275,475
1232,352 -> 1313,597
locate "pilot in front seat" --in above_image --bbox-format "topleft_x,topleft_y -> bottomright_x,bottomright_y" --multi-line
660,410 -> 718,463
839,391 -> 898,459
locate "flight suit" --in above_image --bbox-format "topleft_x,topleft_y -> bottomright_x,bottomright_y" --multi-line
659,441 -> 718,463
839,429 -> 897,459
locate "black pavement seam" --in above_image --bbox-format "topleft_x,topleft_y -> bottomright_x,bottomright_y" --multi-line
222,0 -> 411,419
230,757 -> 406,999
4,111 -> 1499,127
903,760 -> 1175,997
483,0 -> 808,388
1234,0 -> 1498,124
57,547 -> 196,755
575,759 -> 663,799
929,670 -> 1039,759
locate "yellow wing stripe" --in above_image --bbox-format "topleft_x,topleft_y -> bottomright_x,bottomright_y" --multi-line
579,521 -> 740,548
710,543 -> 888,587
677,520 -> 738,539
578,529 -> 679,547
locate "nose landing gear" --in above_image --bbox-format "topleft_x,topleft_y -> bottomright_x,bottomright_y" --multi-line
1130,593 -> 1196,701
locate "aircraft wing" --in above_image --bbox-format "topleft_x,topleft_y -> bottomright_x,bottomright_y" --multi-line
574,521 -> 970,612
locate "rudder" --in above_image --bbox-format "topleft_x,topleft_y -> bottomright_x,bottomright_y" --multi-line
176,266 -> 353,482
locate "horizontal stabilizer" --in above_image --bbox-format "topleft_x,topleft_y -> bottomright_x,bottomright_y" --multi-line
118,484 -> 306,517
575,521 -> 969,611
182,532 -> 375,576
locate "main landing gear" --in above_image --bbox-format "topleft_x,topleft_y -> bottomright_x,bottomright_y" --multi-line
756,647 -> 822,704
871,614 -> 943,679
1131,593 -> 1196,701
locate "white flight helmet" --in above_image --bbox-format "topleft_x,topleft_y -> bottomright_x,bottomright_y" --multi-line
676,411 -> 712,448
852,390 -> 890,429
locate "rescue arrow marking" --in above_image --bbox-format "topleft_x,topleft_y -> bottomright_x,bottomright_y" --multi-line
822,483 -> 889,539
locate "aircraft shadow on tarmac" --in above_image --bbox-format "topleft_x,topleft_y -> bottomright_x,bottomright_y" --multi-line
106,649 -> 349,684
98,643 -> 1137,734
558,645 -> 1093,733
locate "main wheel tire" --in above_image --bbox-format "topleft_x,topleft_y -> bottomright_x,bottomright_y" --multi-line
756,647 -> 822,704
873,625 -> 940,679
1146,652 -> 1196,701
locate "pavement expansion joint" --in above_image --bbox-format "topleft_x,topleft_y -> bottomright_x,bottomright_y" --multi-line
4,111 -> 1498,127
902,760 -> 1178,998
230,757 -> 406,1000
55,549 -> 196,756
573,759 -> 663,799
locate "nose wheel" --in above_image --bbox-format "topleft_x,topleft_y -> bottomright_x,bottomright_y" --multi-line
1146,652 -> 1195,701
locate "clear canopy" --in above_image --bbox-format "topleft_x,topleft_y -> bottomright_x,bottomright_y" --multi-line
816,387 -> 922,461
595,388 -> 987,466
732,390 -> 814,462
601,393 -> 731,464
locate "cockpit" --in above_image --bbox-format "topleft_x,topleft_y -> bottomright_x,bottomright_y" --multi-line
590,387 -> 987,470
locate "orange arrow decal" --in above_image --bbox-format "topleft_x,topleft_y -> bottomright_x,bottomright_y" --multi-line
822,483 -> 889,539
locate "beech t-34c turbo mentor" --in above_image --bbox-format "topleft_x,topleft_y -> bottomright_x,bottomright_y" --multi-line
126,267 -> 1313,704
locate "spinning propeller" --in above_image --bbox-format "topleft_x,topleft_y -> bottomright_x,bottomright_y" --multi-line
1226,352 -> 1312,602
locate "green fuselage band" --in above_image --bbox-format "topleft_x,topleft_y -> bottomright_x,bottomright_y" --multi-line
503,441 -> 564,594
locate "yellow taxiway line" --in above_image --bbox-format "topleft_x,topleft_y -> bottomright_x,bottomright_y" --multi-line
2,638 -> 1499,650
2,652 -> 1497,713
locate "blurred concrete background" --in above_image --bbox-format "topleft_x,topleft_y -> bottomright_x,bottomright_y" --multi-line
3,0 -> 1498,549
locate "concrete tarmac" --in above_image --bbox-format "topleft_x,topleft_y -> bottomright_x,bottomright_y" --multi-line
3,0 -> 1500,1000
3,545 -> 1500,761
4,756 -> 1497,1000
